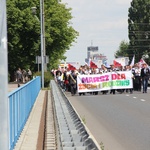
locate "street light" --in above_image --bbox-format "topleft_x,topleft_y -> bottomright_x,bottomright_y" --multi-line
40,0 -> 45,88
31,1 -> 45,88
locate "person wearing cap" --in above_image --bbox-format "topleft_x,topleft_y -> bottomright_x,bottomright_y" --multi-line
140,63 -> 150,93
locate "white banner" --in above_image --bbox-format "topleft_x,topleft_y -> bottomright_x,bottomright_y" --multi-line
77,71 -> 133,93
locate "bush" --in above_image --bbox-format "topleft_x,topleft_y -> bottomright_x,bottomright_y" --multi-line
34,71 -> 54,88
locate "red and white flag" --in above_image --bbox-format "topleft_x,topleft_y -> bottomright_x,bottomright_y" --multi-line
67,62 -> 80,70
113,60 -> 122,67
67,64 -> 76,71
90,60 -> 98,68
138,58 -> 147,68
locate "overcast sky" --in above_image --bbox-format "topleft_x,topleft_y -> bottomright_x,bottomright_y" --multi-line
61,0 -> 132,65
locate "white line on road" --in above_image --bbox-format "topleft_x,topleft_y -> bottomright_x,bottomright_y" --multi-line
141,99 -> 146,102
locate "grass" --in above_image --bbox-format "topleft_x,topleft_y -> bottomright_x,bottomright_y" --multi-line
100,142 -> 105,150
82,116 -> 86,124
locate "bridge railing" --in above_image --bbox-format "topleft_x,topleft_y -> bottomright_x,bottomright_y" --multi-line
8,76 -> 41,150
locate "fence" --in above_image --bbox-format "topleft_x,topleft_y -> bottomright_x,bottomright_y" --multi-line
8,76 -> 41,150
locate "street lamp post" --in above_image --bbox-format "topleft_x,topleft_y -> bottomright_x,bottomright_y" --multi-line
31,0 -> 45,88
40,0 -> 45,88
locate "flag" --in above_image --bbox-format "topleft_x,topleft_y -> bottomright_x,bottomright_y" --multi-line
88,58 -> 91,67
113,57 -> 129,66
84,61 -> 88,66
130,55 -> 135,66
138,58 -> 147,68
92,60 -> 103,68
68,64 -> 76,71
67,62 -> 80,69
90,60 -> 98,68
113,60 -> 122,67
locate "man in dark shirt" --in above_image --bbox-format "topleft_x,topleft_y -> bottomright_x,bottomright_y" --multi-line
140,63 -> 150,93
68,70 -> 77,96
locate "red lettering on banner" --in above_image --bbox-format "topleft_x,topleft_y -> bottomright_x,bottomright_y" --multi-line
112,73 -> 126,80
121,74 -> 126,79
112,74 -> 117,80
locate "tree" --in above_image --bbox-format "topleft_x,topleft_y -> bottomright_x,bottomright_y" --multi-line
7,0 -> 40,80
128,0 -> 150,63
7,0 -> 78,80
45,0 -> 79,69
114,40 -> 129,58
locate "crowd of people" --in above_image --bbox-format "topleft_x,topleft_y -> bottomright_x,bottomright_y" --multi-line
15,68 -> 32,87
51,62 -> 150,96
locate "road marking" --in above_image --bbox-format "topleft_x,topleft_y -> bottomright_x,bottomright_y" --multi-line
126,95 -> 129,96
141,99 -> 146,102
133,97 -> 137,99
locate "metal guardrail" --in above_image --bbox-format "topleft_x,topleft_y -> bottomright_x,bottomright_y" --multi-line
50,80 -> 101,150
8,76 -> 41,150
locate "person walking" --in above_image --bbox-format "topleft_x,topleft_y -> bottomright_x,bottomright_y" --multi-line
101,64 -> 109,95
68,70 -> 77,96
141,63 -> 150,93
133,64 -> 141,91
16,68 -> 22,87
27,69 -> 32,81
109,64 -> 116,94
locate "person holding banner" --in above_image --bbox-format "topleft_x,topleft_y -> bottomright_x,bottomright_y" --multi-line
124,65 -> 133,94
101,64 -> 109,94
141,63 -> 150,93
109,64 -> 116,94
78,66 -> 86,96
68,70 -> 77,96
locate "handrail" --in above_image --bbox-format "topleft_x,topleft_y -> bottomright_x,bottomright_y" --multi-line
8,76 -> 41,150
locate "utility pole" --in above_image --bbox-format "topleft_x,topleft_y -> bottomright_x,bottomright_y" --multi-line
0,0 -> 9,149
40,0 -> 45,88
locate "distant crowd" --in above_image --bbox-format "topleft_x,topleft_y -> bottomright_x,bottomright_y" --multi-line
51,62 -> 150,96
15,68 -> 32,87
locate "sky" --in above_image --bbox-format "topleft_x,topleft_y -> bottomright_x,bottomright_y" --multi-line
61,0 -> 132,65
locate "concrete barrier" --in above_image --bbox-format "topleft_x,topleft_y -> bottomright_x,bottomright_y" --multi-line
50,80 -> 101,150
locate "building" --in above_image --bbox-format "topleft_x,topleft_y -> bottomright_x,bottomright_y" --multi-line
85,46 -> 107,65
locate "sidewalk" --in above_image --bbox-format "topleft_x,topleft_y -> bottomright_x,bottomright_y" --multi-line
8,83 -> 48,150
14,90 -> 46,150
8,82 -> 24,92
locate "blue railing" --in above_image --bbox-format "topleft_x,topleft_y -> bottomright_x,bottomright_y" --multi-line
8,76 -> 41,150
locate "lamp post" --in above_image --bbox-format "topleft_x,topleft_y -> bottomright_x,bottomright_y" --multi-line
31,0 -> 45,88
40,0 -> 45,88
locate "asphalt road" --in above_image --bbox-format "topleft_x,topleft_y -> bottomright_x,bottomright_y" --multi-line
65,89 -> 150,150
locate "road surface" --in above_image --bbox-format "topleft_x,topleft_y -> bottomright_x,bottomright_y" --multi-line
65,90 -> 150,150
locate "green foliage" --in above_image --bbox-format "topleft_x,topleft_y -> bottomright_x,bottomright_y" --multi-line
7,0 -> 79,80
34,71 -> 54,87
81,116 -> 86,124
115,41 -> 130,58
128,0 -> 150,63
100,142 -> 105,150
